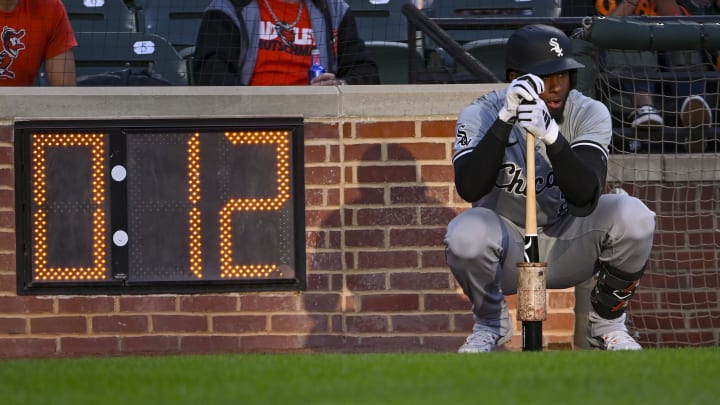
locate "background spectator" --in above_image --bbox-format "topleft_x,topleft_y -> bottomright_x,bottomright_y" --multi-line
193,0 -> 379,85
0,0 -> 76,86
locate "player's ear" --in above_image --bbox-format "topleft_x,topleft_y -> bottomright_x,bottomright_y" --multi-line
507,70 -> 520,81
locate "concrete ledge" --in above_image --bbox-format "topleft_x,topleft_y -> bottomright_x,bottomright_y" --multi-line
0,84 -> 504,121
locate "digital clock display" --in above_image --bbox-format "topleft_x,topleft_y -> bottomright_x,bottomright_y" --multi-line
14,118 -> 305,294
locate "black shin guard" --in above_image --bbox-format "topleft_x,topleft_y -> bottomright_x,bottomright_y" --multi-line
590,262 -> 644,319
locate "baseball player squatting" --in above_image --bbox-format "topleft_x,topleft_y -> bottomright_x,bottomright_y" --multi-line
446,24 -> 656,352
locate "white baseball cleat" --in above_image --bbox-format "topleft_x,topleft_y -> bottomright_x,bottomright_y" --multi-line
458,326 -> 513,353
587,311 -> 642,351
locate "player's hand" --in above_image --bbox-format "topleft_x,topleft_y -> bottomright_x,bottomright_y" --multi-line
517,99 -> 559,145
498,74 -> 545,124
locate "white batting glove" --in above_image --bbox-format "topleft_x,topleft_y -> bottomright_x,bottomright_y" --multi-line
517,100 -> 559,145
498,74 -> 545,124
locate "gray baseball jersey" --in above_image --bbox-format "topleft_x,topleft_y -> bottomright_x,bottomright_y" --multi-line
453,88 -> 612,227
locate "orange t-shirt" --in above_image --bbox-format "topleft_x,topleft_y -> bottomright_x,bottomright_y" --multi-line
250,0 -> 316,86
0,0 -> 77,86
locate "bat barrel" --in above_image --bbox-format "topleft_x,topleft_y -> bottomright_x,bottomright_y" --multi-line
518,254 -> 546,350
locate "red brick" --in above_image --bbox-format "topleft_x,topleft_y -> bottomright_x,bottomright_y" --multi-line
548,291 -> 575,310
304,144 -> 328,163
180,295 -> 238,312
0,168 -> 13,189
345,143 -> 381,161
0,211 -> 13,228
327,188 -> 340,205
360,294 -> 419,312
306,273 -> 330,291
305,188 -> 324,206
355,121 -> 414,139
0,251 -> 16,271
390,186 -> 450,205
305,122 -> 339,140
0,190 -> 13,210
271,314 -> 329,333
356,207 -> 417,226
544,313 -> 575,330
180,335 -> 240,354
0,317 -> 27,334
357,251 -> 418,269
344,187 -> 385,205
687,311 -> 720,328
57,296 -> 115,313
346,273 -> 387,291
0,146 -> 13,166
454,313 -> 475,332
346,315 -> 388,333
152,315 -> 209,333
421,120 -> 455,137
60,337 -> 120,356
420,250 -> 449,268
305,229 -> 340,250
31,316 -> 87,334
119,296 -> 177,312
357,165 -> 416,183
305,166 -> 340,185
0,296 -> 54,313
345,229 -> 385,247
307,252 -> 343,271
0,338 -> 56,359
420,207 -> 459,226
633,313 -> 687,330
392,314 -> 450,332
213,315 -> 267,333
121,336 -> 179,354
306,208 -> 341,227
0,125 -> 13,143
239,334 -> 306,351
303,334 -> 347,350
240,294 -> 300,311
390,228 -> 446,247
388,143 -> 447,161
92,315 -> 149,333
300,293 -> 342,312
421,164 -> 453,182
424,293 -> 472,311
0,274 -> 16,293
349,336 -> 422,352
390,271 -> 451,290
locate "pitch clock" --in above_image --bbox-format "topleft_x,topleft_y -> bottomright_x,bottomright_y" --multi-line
14,118 -> 305,294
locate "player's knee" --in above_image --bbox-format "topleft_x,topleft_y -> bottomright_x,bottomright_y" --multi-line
446,209 -> 500,260
617,196 -> 656,241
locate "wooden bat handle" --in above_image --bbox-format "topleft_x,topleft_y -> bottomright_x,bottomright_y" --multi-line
526,131 -> 537,236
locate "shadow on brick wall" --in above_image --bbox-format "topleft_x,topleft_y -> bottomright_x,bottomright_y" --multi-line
303,141 -> 472,353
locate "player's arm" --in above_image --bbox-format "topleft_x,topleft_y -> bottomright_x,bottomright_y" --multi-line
453,118 -> 513,202
546,137 -> 606,216
454,75 -> 545,203
45,50 -> 76,86
517,99 -> 607,216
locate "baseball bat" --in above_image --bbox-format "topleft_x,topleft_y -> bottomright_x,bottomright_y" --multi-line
519,130 -> 546,352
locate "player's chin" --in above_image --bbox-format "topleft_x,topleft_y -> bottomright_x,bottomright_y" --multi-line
549,106 -> 564,123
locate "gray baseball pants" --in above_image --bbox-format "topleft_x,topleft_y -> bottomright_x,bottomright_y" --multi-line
445,193 -> 656,338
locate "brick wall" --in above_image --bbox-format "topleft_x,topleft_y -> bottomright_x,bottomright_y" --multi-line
0,115 -> 578,359
3,86 -> 712,358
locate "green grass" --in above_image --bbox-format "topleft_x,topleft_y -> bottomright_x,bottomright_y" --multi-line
1,348 -> 719,404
